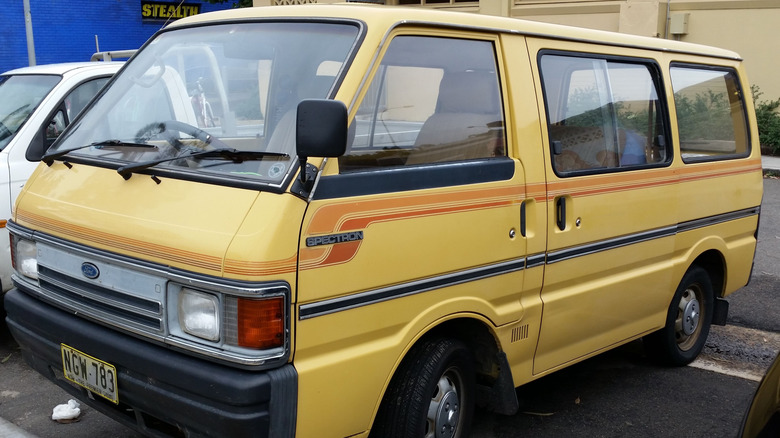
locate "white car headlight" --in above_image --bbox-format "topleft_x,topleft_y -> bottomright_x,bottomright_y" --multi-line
178,288 -> 220,341
13,237 -> 38,280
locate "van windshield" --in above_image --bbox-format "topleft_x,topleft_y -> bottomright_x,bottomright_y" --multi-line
51,21 -> 360,186
0,74 -> 60,150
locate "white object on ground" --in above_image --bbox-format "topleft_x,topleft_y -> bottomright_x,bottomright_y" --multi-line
51,399 -> 81,421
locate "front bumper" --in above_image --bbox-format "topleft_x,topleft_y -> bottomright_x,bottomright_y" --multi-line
4,288 -> 297,437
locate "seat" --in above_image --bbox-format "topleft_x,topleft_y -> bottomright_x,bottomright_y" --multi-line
406,71 -> 503,165
549,125 -> 648,172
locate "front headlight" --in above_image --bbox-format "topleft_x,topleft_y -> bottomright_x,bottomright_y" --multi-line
12,237 -> 38,280
178,288 -> 220,341
169,281 -> 289,365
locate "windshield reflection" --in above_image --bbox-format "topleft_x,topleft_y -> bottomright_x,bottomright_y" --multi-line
52,21 -> 360,185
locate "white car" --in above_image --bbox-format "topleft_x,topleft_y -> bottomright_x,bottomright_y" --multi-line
0,61 -> 123,292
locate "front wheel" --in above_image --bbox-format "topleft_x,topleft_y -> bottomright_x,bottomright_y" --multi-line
370,337 -> 475,438
644,265 -> 714,366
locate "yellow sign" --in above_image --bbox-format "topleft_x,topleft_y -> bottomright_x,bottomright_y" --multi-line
141,2 -> 201,20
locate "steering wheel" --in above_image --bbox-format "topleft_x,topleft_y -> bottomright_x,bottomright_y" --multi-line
135,120 -> 230,152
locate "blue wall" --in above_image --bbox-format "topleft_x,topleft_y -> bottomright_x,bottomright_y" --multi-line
1,2 -> 29,73
0,1 -> 233,73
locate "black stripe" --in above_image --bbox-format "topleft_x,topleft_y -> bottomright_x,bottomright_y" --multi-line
312,158 -> 514,200
526,253 -> 546,269
676,207 -> 760,234
546,226 -> 676,264
299,258 -> 525,319
299,207 -> 760,319
546,207 -> 759,264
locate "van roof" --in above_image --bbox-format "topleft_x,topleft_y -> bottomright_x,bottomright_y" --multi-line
167,4 -> 741,61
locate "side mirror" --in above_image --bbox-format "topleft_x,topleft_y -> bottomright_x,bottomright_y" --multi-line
26,129 -> 48,162
296,99 -> 347,183
28,107 -> 68,161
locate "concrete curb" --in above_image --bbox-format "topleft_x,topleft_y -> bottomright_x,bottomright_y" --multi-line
762,155 -> 780,171
0,417 -> 38,438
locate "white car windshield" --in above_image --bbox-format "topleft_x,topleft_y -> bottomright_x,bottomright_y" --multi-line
0,74 -> 60,150
51,21 -> 360,186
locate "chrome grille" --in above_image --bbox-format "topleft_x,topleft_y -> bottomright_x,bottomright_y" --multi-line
38,266 -> 163,331
31,240 -> 168,337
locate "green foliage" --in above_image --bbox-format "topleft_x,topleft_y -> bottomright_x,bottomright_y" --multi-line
752,85 -> 780,155
555,82 -> 780,155
672,89 -> 734,142
561,88 -> 653,134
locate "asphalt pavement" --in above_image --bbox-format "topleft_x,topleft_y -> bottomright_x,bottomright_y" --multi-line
0,156 -> 780,438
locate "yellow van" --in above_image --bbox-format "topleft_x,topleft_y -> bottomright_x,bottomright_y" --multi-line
4,5 -> 763,437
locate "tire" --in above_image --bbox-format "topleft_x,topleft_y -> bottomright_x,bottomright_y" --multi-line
644,265 -> 714,366
370,337 -> 476,438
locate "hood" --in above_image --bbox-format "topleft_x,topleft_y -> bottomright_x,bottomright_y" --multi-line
15,162 -> 304,282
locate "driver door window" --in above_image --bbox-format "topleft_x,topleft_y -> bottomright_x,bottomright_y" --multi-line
340,35 -> 505,172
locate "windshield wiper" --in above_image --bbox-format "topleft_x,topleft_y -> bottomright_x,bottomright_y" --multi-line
43,140 -> 158,166
116,148 -> 289,180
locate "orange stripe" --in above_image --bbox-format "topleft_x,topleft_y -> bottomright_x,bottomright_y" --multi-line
223,254 -> 298,276
17,208 -> 300,278
17,158 -> 760,276
300,185 -> 526,271
17,209 -> 224,273
307,185 -> 526,235
546,159 -> 761,199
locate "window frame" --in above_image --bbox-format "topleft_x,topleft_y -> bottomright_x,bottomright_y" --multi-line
537,50 -> 673,178
338,30 -> 508,174
669,61 -> 751,164
27,75 -> 114,162
317,30 -> 515,199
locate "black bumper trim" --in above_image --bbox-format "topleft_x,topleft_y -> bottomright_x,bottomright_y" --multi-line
4,289 -> 297,437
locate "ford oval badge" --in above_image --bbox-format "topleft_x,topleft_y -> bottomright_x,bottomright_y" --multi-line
81,262 -> 100,279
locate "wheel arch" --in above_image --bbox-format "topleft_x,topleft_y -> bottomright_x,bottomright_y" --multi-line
371,314 -> 519,431
690,249 -> 726,298
425,317 -> 501,385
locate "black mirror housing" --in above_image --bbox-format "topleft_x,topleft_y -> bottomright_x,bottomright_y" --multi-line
296,99 -> 348,159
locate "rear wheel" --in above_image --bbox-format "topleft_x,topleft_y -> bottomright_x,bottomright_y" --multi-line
370,337 -> 475,438
644,265 -> 714,366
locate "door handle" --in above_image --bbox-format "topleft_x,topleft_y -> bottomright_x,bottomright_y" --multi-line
520,201 -> 526,237
556,196 -> 566,231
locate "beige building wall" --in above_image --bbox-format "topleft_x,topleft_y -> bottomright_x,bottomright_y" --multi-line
250,0 -> 779,101
665,4 -> 780,101
512,0 -> 780,101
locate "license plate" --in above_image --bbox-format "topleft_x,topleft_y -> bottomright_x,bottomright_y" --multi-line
61,344 -> 118,404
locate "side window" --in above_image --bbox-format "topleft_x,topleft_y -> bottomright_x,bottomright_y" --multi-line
670,65 -> 749,161
45,111 -> 66,143
64,77 -> 110,121
340,35 -> 505,172
41,77 -> 110,151
540,54 -> 669,174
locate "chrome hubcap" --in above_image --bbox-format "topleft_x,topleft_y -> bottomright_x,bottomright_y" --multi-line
427,370 -> 461,438
682,296 -> 700,336
675,285 -> 703,350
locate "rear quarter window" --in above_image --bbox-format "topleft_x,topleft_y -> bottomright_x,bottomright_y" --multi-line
670,64 -> 749,162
